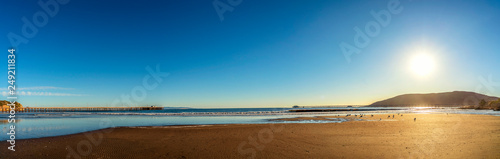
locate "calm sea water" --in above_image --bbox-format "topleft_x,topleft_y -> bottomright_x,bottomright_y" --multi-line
0,107 -> 498,140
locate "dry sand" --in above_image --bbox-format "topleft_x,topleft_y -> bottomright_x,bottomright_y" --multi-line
0,113 -> 499,159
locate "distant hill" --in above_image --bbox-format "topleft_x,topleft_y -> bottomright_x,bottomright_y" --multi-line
0,100 -> 23,111
370,91 -> 499,107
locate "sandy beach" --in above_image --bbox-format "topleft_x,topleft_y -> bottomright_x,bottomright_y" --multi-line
1,113 -> 499,159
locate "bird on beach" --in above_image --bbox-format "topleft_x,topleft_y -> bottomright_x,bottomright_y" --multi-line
371,114 -> 373,117
392,115 -> 394,118
414,118 -> 416,121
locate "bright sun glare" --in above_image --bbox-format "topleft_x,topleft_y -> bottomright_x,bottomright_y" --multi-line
410,53 -> 435,77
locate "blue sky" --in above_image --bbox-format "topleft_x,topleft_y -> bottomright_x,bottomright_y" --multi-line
1,0 -> 500,108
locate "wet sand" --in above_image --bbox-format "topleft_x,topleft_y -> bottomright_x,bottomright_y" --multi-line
1,113 -> 499,158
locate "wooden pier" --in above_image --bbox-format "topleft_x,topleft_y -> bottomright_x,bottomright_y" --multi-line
1,106 -> 163,113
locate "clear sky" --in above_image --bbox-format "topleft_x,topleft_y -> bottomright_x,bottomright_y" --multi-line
1,0 -> 500,108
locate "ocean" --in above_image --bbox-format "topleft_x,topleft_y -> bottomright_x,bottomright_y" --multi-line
1,107 -> 499,140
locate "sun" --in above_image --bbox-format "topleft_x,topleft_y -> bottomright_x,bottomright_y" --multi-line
410,53 -> 435,77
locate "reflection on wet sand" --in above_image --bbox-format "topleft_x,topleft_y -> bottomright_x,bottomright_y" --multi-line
0,119 -> 20,124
